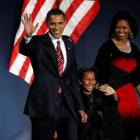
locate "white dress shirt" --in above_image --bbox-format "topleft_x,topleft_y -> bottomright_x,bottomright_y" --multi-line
49,33 -> 67,71
24,33 -> 67,71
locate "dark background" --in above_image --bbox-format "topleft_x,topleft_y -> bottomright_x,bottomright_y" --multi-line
0,0 -> 140,139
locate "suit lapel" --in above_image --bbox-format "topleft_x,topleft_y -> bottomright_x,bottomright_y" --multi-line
43,33 -> 59,73
62,36 -> 72,74
42,34 -> 73,75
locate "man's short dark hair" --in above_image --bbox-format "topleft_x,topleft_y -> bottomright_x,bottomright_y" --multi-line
46,9 -> 66,23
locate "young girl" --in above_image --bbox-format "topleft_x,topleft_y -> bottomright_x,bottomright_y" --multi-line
78,67 -> 124,140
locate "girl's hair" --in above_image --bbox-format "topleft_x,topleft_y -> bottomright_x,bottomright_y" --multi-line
78,67 -> 98,82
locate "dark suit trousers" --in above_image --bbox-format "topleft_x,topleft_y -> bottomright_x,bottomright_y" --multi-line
30,94 -> 79,140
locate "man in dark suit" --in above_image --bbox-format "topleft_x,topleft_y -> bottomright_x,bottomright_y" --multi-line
19,9 -> 87,140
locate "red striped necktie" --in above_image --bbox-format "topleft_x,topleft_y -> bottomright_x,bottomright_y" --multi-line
56,40 -> 64,94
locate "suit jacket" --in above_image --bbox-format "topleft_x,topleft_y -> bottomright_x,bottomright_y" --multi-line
19,33 -> 84,120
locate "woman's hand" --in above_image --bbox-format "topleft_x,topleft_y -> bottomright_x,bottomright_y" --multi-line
99,84 -> 118,101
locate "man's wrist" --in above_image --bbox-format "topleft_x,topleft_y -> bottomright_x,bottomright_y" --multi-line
25,33 -> 32,38
24,35 -> 32,44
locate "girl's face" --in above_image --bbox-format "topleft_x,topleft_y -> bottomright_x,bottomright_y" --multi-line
80,71 -> 96,96
114,19 -> 131,40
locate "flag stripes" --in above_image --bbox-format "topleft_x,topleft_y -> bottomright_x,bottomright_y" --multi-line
64,1 -> 96,37
9,0 -> 100,84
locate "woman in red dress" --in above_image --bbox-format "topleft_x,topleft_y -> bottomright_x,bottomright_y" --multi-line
94,11 -> 140,140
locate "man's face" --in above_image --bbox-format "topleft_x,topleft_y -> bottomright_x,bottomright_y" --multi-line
47,14 -> 66,39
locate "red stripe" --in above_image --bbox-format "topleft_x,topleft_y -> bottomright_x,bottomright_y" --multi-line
31,0 -> 45,21
29,74 -> 34,85
21,0 -> 30,14
8,32 -> 25,69
19,57 -> 31,79
36,21 -> 47,35
58,0 -> 63,5
64,0 -> 82,23
71,0 -> 100,43
37,1 -> 58,35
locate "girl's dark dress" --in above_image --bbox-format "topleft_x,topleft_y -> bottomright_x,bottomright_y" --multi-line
79,89 -> 124,140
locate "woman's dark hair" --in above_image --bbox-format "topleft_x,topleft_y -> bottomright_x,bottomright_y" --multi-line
109,10 -> 137,38
46,9 -> 66,23
78,67 -> 98,82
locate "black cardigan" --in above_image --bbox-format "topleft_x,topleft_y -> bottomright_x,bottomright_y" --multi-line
94,39 -> 140,87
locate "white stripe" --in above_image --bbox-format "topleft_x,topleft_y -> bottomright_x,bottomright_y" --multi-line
59,0 -> 74,12
14,0 -> 37,46
9,54 -> 27,75
33,0 -> 56,35
63,1 -> 95,36
24,63 -> 33,83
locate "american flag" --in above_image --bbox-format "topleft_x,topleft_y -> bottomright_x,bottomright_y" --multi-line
8,0 -> 100,84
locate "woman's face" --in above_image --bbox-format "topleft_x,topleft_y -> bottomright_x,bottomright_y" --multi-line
80,71 -> 96,96
114,19 -> 131,40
